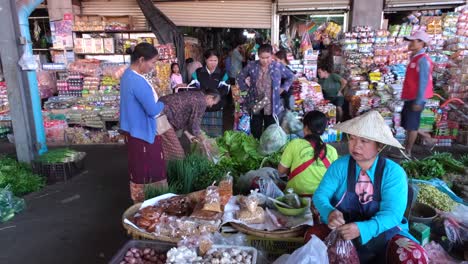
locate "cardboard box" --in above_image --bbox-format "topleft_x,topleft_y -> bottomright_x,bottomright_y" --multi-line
73,38 -> 84,53
410,223 -> 430,246
83,38 -> 93,53
92,38 -> 104,54
103,38 -> 115,54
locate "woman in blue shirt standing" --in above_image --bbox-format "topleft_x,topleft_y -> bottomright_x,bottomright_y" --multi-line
120,43 -> 165,203
311,111 -> 428,264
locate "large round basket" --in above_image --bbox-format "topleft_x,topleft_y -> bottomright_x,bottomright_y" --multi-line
121,203 -> 180,243
230,222 -> 307,239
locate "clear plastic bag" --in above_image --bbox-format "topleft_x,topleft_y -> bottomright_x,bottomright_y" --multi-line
0,185 -> 26,223
238,168 -> 285,208
273,235 -> 328,264
259,116 -> 288,155
193,138 -> 221,164
324,229 -> 360,264
423,241 -> 466,264
440,205 -> 468,245
281,110 -> 303,134
203,186 -> 221,213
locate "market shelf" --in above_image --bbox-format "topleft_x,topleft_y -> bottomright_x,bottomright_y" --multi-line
75,53 -> 126,56
73,30 -> 152,34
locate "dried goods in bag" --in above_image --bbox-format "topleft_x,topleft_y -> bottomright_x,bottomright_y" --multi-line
324,229 -> 360,264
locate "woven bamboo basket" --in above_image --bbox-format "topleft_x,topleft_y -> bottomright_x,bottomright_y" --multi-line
230,222 -> 307,239
121,203 -> 180,243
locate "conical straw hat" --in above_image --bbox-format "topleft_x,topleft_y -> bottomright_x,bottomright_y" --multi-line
334,110 -> 404,149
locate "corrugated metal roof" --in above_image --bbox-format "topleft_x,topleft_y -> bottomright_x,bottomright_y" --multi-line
81,0 -> 272,29
82,0 -> 148,30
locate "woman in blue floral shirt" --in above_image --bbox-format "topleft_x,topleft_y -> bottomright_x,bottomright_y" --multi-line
237,44 -> 295,138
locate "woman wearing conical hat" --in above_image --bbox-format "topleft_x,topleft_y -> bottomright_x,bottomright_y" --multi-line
309,111 -> 428,264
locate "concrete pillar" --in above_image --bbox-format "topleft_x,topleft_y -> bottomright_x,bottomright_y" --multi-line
0,0 -> 40,162
350,0 -> 384,29
271,2 -> 280,46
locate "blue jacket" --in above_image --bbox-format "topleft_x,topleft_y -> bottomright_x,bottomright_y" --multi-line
119,68 -> 164,144
313,155 -> 415,245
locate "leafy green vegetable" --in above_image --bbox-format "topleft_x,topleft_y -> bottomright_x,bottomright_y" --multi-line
402,152 -> 467,180
216,131 -> 284,178
167,154 -> 224,194
460,155 -> 468,167
144,184 -> 179,200
0,156 -> 45,196
36,148 -> 82,164
402,159 -> 445,180
429,152 -> 465,174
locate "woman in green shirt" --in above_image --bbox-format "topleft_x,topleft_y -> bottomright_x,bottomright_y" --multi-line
278,111 -> 339,196
318,64 -> 347,122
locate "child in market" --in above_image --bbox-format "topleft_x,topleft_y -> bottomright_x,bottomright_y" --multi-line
170,63 -> 186,90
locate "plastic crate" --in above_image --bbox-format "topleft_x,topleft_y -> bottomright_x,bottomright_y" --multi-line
109,240 -> 175,264
33,153 -> 86,183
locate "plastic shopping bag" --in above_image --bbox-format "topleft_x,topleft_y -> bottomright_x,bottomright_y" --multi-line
192,138 -> 221,164
281,110 -> 303,134
324,229 -> 360,264
0,185 -> 26,223
238,168 -> 285,200
259,116 -> 288,155
273,235 -> 328,264
440,205 -> 468,245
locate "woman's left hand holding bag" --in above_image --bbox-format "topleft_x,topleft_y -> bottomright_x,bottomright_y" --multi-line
337,223 -> 360,240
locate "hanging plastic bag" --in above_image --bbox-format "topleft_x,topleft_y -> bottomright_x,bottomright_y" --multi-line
281,110 -> 303,134
259,115 -> 288,155
18,49 -> 38,71
324,230 -> 360,264
273,235 -> 328,264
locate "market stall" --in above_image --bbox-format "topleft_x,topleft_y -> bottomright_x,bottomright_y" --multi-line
111,122 -> 468,263
338,5 -> 468,147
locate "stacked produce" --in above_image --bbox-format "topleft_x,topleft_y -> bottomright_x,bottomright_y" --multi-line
36,148 -> 85,164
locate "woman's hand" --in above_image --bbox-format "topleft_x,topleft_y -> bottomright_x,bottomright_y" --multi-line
327,210 -> 345,229
337,223 -> 360,240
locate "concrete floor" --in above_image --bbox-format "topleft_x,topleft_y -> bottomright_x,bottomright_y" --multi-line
0,141 -> 466,264
0,144 -> 131,264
